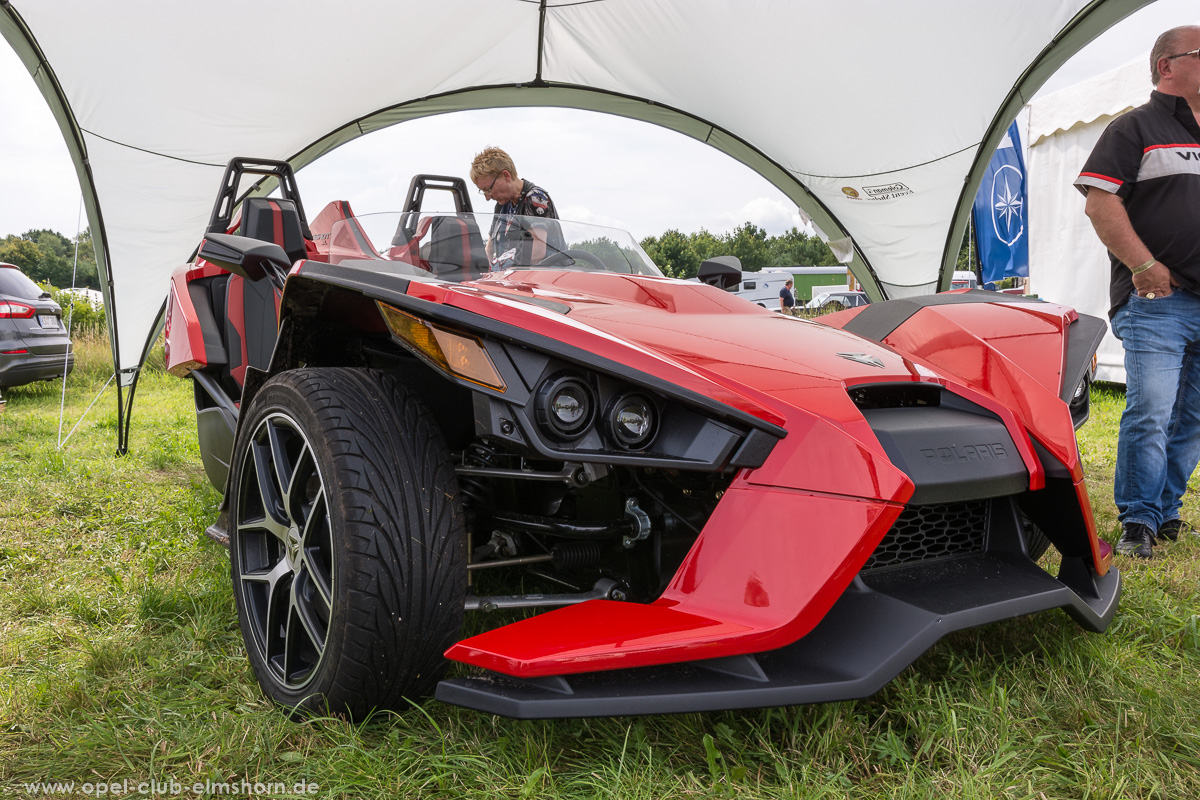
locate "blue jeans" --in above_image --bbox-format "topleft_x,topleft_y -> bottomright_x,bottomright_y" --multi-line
1111,289 -> 1200,529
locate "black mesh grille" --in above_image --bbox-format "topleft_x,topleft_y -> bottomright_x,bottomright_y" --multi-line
863,501 -> 989,571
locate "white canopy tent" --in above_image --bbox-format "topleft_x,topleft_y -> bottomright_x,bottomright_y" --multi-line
0,0 -> 1153,447
1026,49 -> 1173,384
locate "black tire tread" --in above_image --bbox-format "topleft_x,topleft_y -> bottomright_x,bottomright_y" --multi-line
230,367 -> 466,720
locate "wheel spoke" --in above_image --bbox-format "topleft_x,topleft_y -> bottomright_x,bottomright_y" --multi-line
249,438 -> 289,538
281,607 -> 299,682
292,587 -> 327,658
262,567 -> 293,668
282,583 -> 326,682
299,487 -> 333,611
237,511 -> 289,541
299,559 -> 332,616
284,443 -> 317,528
240,558 -> 290,590
265,420 -> 294,510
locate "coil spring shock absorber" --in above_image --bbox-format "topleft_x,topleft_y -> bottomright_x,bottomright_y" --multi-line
458,442 -> 505,585
458,442 -> 501,510
551,540 -> 606,570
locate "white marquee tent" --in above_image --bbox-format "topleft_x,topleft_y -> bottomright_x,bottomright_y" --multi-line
0,0 -> 1155,446
1025,42 -> 1190,384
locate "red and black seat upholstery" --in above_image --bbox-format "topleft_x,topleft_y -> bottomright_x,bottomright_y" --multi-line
425,214 -> 489,281
241,197 -> 308,263
391,214 -> 490,282
223,198 -> 308,392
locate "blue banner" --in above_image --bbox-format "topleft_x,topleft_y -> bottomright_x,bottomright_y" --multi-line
972,121 -> 1029,284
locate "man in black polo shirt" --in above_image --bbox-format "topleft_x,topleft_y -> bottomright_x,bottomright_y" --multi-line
1076,24 -> 1200,559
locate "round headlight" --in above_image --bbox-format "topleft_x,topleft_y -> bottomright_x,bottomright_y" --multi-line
536,374 -> 595,441
1072,375 -> 1089,402
607,393 -> 658,450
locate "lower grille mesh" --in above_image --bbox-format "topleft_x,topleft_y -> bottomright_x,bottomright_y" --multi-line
863,500 -> 989,571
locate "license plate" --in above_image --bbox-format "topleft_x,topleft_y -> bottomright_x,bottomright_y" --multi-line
37,314 -> 59,329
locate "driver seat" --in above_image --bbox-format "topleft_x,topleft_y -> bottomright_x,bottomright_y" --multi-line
422,214 -> 490,282
224,198 -> 307,390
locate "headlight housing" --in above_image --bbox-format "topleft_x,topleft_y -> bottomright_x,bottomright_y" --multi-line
536,373 -> 596,442
606,393 -> 658,450
376,300 -> 782,470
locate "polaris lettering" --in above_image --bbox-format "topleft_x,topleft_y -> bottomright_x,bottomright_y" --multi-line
920,443 -> 1008,463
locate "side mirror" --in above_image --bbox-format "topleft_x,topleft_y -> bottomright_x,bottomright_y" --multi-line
198,233 -> 292,282
697,255 -> 743,292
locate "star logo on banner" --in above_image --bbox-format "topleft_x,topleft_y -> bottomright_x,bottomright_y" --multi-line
994,178 -> 1022,229
990,164 -> 1025,246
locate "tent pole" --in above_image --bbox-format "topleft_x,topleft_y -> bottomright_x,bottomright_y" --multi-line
967,215 -> 974,278
115,299 -> 168,455
970,215 -> 983,286
57,195 -> 85,449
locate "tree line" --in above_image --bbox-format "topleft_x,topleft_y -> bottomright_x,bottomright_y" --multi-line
4,220 -> 972,290
639,223 -> 839,279
2,222 -> 839,289
0,228 -> 99,290
640,221 -> 982,282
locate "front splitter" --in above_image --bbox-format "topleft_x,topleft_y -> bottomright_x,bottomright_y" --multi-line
436,553 -> 1120,719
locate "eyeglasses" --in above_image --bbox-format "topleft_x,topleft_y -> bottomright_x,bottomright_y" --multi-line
478,172 -> 503,197
1167,48 -> 1200,60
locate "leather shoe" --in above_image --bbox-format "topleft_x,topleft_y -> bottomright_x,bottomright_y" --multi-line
1156,518 -> 1193,542
1115,522 -> 1155,559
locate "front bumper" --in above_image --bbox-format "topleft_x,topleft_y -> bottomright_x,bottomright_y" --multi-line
437,550 -> 1119,718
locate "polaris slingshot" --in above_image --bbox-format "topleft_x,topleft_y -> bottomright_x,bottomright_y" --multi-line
165,159 -> 1118,720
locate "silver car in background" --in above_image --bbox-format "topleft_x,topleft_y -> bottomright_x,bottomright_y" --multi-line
0,262 -> 73,390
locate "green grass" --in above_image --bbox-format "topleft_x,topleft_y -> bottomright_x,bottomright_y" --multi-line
2,353 -> 1199,799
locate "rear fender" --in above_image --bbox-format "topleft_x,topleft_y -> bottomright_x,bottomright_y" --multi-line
164,260 -> 230,377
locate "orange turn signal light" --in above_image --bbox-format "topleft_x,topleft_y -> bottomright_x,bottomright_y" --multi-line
378,303 -> 506,391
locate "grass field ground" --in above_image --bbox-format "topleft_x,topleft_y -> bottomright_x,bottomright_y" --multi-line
1,338 -> 1198,799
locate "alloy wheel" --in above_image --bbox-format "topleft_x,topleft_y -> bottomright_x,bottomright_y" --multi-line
235,411 -> 335,689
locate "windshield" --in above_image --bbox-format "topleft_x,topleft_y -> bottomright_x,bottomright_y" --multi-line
318,211 -> 662,281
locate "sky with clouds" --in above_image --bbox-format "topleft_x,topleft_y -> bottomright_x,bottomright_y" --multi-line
1,0 -> 1196,245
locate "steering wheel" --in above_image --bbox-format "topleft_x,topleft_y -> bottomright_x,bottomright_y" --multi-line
536,249 -> 607,270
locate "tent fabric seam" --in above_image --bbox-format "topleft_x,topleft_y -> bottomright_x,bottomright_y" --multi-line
80,128 -> 226,167
791,142 -> 980,181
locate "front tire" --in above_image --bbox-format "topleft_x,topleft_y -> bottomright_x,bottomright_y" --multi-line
229,368 -> 466,719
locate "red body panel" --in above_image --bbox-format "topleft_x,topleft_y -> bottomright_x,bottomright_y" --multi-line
310,200 -> 378,263
226,274 -> 248,388
446,485 -> 904,676
353,269 -> 1108,679
168,207 -> 318,380
410,275 -> 791,428
164,260 -> 226,376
